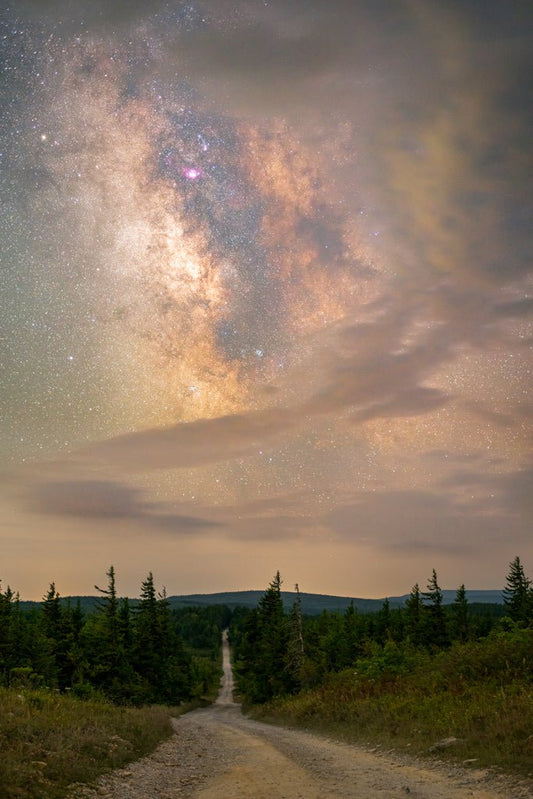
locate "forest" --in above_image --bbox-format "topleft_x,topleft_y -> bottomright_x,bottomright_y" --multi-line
228,557 -> 533,777
1,557 -> 533,795
231,557 -> 533,704
0,566 -> 229,705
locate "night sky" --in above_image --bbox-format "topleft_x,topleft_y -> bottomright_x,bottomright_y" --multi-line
1,0 -> 532,599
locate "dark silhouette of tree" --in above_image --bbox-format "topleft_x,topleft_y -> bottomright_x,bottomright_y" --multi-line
0,584 -> 16,683
405,583 -> 423,647
376,598 -> 392,645
236,572 -> 294,702
286,584 -> 305,688
503,556 -> 532,625
134,571 -> 160,692
423,570 -> 449,649
340,601 -> 363,666
89,565 -> 133,698
451,584 -> 470,642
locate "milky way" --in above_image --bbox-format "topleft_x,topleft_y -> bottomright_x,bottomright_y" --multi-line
1,7 -> 371,445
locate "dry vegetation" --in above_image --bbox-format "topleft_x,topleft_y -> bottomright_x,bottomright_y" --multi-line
0,688 -> 182,799
252,629 -> 533,778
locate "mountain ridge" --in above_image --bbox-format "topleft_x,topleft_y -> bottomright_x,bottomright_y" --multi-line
18,588 -> 504,615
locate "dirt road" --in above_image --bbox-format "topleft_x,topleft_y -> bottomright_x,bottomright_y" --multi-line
75,632 -> 531,798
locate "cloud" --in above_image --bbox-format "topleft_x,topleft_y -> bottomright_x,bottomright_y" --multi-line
302,303 -> 456,418
28,480 -> 145,519
25,478 -> 219,534
353,386 -> 450,423
80,408 -> 298,471
325,487 -> 513,556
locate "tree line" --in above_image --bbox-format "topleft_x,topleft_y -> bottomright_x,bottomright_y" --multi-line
232,556 -> 533,704
0,566 -> 229,705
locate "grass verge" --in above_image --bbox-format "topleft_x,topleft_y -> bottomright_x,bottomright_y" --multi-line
0,688 -> 188,799
251,634 -> 533,779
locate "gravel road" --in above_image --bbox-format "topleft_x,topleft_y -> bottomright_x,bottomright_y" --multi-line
72,632 -> 532,799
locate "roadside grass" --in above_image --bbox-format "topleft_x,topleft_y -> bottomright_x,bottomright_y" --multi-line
251,630 -> 533,779
0,688 -> 188,799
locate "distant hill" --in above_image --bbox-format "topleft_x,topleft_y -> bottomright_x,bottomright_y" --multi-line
18,589 -> 504,616
165,589 -> 504,614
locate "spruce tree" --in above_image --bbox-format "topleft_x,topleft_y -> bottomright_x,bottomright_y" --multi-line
503,556 -> 532,625
340,600 -> 362,666
405,583 -> 423,647
239,572 -> 291,702
133,572 -> 160,698
0,585 -> 15,684
422,570 -> 449,649
451,584 -> 470,642
376,598 -> 392,645
91,565 -> 129,697
286,584 -> 305,688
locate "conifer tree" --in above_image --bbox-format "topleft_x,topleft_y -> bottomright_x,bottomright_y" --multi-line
286,584 -> 305,688
376,598 -> 392,644
405,583 -> 423,646
95,566 -> 120,651
341,601 -> 362,665
41,583 -> 62,642
451,584 -> 470,642
0,584 -> 16,684
90,565 -> 130,696
422,569 -> 449,649
134,571 -> 160,692
157,587 -> 191,703
237,572 -> 291,702
503,556 -> 532,624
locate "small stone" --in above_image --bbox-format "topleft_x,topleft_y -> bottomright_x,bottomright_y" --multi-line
429,736 -> 463,752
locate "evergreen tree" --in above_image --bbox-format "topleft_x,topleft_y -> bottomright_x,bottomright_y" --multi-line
422,570 -> 449,649
40,583 -> 63,686
158,588 -> 191,703
286,584 -> 305,688
237,572 -> 292,702
133,572 -> 160,695
90,565 -> 130,697
0,584 -> 15,684
41,583 -> 62,641
376,598 -> 392,645
503,556 -> 532,625
256,571 -> 289,700
118,597 -> 134,661
340,601 -> 363,666
405,583 -> 423,647
451,584 -> 470,642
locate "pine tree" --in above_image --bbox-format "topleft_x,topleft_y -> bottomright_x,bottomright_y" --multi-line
0,585 -> 16,684
451,584 -> 470,642
286,584 -> 305,688
157,587 -> 191,703
422,570 -> 449,649
503,556 -> 532,625
41,583 -> 62,641
90,565 -> 129,697
238,572 -> 291,702
133,572 -> 160,694
346,601 -> 364,661
95,565 -> 120,651
405,583 -> 423,647
376,598 -> 392,645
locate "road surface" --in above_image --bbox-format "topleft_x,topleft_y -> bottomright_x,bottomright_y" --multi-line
74,630 -> 532,798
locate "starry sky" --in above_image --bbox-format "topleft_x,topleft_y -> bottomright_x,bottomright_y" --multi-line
1,0 -> 532,600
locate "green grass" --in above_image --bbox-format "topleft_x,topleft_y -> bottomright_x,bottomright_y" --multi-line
251,631 -> 533,779
0,688 -> 186,799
